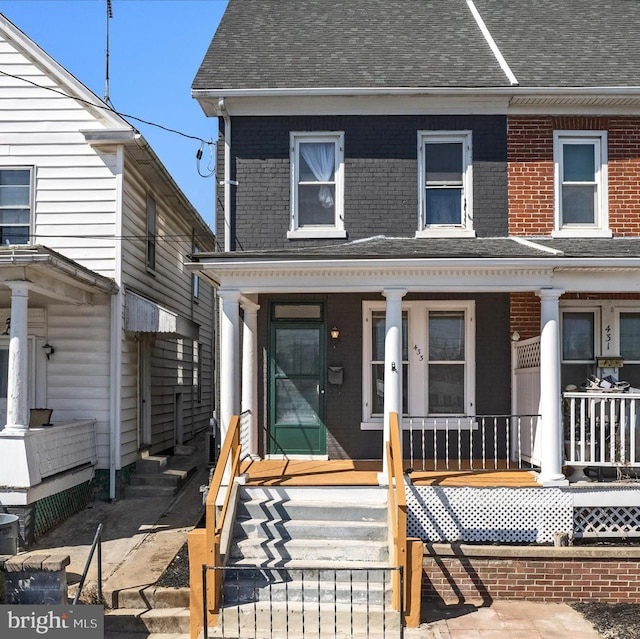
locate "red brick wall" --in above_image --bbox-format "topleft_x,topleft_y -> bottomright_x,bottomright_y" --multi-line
423,555 -> 640,604
508,116 -> 640,236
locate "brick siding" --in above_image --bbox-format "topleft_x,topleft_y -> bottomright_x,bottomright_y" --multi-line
217,115 -> 507,251
509,116 -> 640,236
423,553 -> 640,604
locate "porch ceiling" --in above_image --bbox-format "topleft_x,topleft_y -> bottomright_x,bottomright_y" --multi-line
0,246 -> 117,306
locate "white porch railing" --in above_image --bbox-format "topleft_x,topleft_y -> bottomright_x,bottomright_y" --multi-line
405,414 -> 540,471
563,391 -> 640,467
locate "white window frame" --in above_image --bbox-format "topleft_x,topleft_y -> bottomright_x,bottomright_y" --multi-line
416,130 -> 474,238
0,166 -> 33,246
288,131 -> 346,239
553,131 -> 610,238
361,300 -> 475,429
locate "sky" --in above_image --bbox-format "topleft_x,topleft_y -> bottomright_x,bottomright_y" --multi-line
0,0 -> 229,231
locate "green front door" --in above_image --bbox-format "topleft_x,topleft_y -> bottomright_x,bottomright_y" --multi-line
269,321 -> 326,456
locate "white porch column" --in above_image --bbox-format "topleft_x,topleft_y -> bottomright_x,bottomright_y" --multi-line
241,297 -> 260,458
382,288 -> 407,470
4,282 -> 30,432
219,289 -> 241,446
537,288 -> 568,485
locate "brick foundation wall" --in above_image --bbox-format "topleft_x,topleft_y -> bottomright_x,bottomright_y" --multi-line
509,115 -> 640,236
423,545 -> 640,604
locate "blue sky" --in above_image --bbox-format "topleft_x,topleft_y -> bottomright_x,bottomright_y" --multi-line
0,0 -> 229,231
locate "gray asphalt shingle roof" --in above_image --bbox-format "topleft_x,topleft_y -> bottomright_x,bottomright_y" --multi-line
193,0 -> 640,91
200,237 -> 640,261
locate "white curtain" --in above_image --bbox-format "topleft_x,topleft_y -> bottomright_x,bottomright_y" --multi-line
300,143 -> 335,208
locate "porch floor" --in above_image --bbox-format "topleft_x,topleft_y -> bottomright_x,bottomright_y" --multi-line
239,459 -> 540,488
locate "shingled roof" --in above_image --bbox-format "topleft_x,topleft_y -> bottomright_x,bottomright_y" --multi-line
193,0 -> 640,92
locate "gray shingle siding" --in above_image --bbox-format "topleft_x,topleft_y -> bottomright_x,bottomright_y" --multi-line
221,115 -> 507,251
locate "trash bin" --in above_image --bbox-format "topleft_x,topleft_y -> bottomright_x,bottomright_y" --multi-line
0,514 -> 19,555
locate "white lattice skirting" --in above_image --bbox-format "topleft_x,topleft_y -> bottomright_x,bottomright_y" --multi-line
406,486 -> 573,544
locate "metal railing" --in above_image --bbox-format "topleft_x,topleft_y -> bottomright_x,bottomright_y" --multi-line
202,564 -> 402,639
405,414 -> 540,471
564,391 -> 640,467
72,523 -> 103,605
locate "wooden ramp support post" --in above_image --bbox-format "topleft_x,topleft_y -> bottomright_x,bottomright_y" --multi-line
188,528 -> 207,639
405,537 -> 424,628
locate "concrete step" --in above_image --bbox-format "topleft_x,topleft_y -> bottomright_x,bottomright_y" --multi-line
136,455 -> 170,474
239,485 -> 388,506
114,586 -> 190,609
237,499 -> 387,523
123,484 -> 178,499
235,517 -> 387,542
129,468 -> 192,488
230,538 -> 389,563
105,608 -> 190,635
209,601 -> 401,638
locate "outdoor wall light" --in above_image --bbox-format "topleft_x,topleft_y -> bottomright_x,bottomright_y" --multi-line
330,326 -> 340,341
42,343 -> 55,360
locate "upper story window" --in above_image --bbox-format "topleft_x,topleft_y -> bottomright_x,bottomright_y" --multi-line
0,168 -> 31,245
146,195 -> 156,271
553,131 -> 609,237
417,131 -> 474,238
288,132 -> 345,240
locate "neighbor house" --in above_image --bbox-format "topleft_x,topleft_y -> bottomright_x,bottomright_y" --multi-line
188,0 -> 640,542
0,14 -> 216,545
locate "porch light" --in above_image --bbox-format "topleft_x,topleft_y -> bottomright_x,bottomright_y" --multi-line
42,343 -> 55,360
330,326 -> 340,341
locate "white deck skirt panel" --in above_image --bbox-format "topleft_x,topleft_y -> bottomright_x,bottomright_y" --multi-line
124,290 -> 198,340
406,485 -> 573,544
466,0 -> 519,86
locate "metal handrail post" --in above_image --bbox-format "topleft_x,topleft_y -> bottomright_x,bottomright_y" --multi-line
72,523 -> 103,605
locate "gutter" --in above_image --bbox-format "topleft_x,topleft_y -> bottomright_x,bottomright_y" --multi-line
218,98 -> 233,252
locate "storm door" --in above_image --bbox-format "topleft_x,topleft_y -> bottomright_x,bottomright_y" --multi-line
269,303 -> 326,456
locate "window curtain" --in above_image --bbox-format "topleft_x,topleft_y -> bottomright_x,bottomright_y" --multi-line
300,143 -> 335,208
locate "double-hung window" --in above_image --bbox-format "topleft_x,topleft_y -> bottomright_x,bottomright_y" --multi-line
417,131 -> 473,237
362,301 -> 475,426
288,132 -> 345,239
0,168 -> 31,245
553,131 -> 609,237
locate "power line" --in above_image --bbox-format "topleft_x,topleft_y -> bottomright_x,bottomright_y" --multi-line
0,68 -> 213,146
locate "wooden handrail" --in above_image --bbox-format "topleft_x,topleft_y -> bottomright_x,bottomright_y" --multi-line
387,412 -> 407,613
189,414 -> 242,639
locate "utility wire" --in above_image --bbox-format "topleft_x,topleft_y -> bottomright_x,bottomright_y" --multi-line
0,68 -> 213,146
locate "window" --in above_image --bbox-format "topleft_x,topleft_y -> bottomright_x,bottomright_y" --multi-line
146,195 -> 156,270
288,132 -> 345,239
417,131 -> 473,237
562,311 -> 595,362
0,168 -> 31,245
553,131 -> 609,236
363,301 -> 475,425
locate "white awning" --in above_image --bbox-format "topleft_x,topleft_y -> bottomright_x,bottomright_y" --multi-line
125,291 -> 199,340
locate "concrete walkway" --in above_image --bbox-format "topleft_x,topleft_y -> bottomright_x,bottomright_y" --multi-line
409,600 -> 603,638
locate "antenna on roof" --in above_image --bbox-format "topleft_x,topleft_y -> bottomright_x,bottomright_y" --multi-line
104,0 -> 113,104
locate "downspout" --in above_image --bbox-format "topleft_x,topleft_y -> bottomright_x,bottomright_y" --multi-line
109,144 -> 125,500
218,97 -> 233,252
